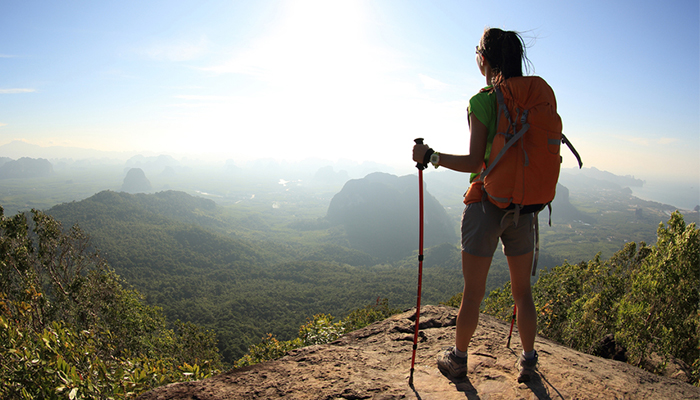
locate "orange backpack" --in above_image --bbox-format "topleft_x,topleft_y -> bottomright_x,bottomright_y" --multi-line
464,76 -> 582,274
465,76 -> 581,212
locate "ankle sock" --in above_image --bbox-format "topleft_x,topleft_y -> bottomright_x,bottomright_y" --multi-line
522,350 -> 536,360
453,347 -> 468,359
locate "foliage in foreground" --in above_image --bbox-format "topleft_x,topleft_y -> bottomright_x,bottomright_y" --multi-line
484,211 -> 699,385
0,207 -> 223,399
234,298 -> 400,368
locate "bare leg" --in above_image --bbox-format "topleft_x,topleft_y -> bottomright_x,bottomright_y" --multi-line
507,251 -> 536,352
455,251 -> 493,352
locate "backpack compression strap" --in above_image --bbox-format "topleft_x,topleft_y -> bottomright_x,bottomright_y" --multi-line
561,133 -> 583,169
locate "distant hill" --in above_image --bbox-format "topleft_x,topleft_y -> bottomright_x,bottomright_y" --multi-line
312,165 -> 350,186
547,183 -> 596,224
121,168 -> 152,193
581,167 -> 645,187
126,154 -> 181,174
560,167 -> 644,189
326,172 -> 457,260
0,157 -> 53,179
0,140 -> 134,161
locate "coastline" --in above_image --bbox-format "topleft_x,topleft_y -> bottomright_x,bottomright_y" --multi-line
630,179 -> 700,211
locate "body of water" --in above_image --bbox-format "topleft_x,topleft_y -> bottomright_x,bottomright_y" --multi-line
630,179 -> 700,210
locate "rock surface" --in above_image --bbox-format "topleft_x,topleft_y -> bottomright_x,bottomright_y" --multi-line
137,305 -> 700,399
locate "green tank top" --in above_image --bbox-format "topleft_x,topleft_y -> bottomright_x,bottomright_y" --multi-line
467,86 -> 498,182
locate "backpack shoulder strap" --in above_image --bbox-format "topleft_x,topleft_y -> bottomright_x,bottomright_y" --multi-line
480,85 -> 530,181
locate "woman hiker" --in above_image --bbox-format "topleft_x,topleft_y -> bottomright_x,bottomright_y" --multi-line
412,27 -> 539,383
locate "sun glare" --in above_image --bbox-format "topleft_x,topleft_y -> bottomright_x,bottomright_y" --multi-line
183,0 -> 418,162
161,1 -> 463,165
260,0 -> 371,84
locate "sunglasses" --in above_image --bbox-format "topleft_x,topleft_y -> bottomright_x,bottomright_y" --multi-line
476,46 -> 484,67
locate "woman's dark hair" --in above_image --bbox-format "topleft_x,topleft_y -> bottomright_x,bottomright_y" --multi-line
478,28 -> 532,86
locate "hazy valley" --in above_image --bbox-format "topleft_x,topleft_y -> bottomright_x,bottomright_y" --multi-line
1,141 -> 698,369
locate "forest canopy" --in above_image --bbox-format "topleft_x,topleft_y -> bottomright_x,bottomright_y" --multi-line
0,207 -> 222,399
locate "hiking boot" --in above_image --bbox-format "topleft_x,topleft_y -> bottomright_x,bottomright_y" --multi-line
437,346 -> 468,379
517,350 -> 538,383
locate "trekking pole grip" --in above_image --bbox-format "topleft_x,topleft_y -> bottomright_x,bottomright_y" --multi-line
414,138 -> 425,170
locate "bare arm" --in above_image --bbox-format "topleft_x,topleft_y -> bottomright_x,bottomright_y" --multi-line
412,113 -> 489,173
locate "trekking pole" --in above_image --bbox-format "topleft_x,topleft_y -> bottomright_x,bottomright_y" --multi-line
409,138 -> 426,386
506,304 -> 517,348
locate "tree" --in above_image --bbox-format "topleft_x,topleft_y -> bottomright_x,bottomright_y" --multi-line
616,212 -> 699,376
0,206 -> 222,399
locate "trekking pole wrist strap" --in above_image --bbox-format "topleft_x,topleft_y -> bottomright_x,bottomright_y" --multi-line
422,148 -> 435,169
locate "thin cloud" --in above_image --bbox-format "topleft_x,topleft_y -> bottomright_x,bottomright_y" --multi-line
140,36 -> 209,62
0,54 -> 17,58
419,74 -> 449,90
162,85 -> 204,90
198,56 -> 266,77
616,135 -> 680,147
0,123 -> 7,127
0,88 -> 36,94
619,136 -> 649,146
174,95 -> 233,101
658,137 -> 678,145
99,69 -> 139,80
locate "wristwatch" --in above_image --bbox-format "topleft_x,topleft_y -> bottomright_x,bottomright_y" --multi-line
430,152 -> 440,168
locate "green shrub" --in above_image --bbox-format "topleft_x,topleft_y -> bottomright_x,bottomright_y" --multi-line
483,211 -> 699,385
235,298 -> 400,368
233,334 -> 303,368
0,207 -> 223,398
343,297 -> 401,332
616,212 -> 699,376
299,314 -> 346,346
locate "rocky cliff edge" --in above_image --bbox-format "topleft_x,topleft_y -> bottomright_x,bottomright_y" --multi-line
137,305 -> 699,399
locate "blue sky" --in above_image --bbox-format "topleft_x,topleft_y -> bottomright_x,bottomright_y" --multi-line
1,0 -> 698,183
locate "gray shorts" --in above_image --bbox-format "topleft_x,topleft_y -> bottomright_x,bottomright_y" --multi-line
461,200 -> 535,257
